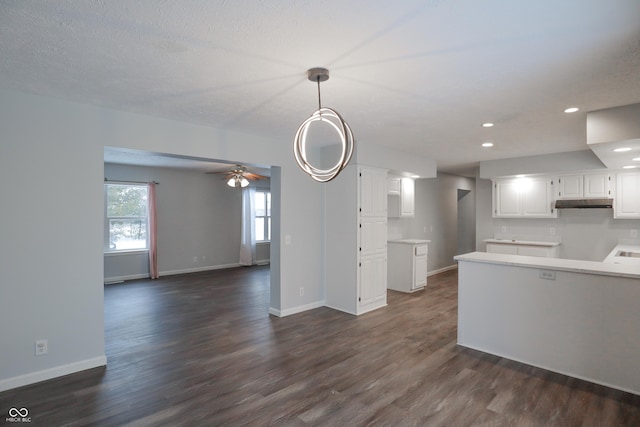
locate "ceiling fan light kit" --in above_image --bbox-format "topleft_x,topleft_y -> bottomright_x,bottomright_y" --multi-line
293,68 -> 355,183
227,176 -> 250,188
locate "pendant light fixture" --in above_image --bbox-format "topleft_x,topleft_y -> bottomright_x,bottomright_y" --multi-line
293,68 -> 355,182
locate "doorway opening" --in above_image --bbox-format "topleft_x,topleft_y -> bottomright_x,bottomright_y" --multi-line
456,188 -> 475,256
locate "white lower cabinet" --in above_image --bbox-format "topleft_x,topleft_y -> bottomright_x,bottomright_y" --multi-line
359,253 -> 387,306
388,242 -> 428,293
486,241 -> 559,258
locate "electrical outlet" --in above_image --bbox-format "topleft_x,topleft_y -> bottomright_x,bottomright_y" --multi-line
539,270 -> 556,281
192,256 -> 198,263
631,230 -> 638,238
35,339 -> 48,356
285,235 -> 292,245
299,287 -> 304,296
549,227 -> 556,236
501,226 -> 507,233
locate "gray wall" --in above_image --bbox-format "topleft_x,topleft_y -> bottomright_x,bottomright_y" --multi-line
0,86 -> 439,391
104,163 -> 271,282
0,87 -> 323,390
389,173 -> 476,273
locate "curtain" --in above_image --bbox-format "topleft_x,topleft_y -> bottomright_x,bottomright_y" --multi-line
239,186 -> 256,266
148,182 -> 159,279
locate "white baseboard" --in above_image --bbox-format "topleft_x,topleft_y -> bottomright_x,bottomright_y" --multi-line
160,263 -> 242,277
104,273 -> 149,284
0,355 -> 107,393
427,264 -> 458,277
104,263 -> 244,283
269,300 -> 324,318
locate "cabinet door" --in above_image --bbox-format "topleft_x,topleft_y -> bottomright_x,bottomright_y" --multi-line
360,217 -> 387,256
517,245 -> 552,257
584,173 -> 610,198
615,172 -> 640,218
360,167 -> 387,217
400,178 -> 415,217
486,243 -> 518,255
558,175 -> 583,199
359,254 -> 386,307
413,255 -> 427,288
522,178 -> 556,218
387,177 -> 401,195
494,181 -> 521,217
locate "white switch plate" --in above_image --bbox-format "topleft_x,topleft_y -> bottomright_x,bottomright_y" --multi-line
501,226 -> 507,233
549,227 -> 556,236
285,235 -> 291,245
631,230 -> 638,238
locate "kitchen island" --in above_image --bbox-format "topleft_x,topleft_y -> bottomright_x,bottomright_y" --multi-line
454,251 -> 640,395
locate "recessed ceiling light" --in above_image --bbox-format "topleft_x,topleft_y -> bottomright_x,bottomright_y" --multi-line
614,147 -> 632,152
482,142 -> 494,148
482,122 -> 494,128
411,175 -> 420,179
633,157 -> 640,161
564,107 -> 579,113
623,165 -> 637,169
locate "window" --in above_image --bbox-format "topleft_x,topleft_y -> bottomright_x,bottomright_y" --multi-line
104,183 -> 149,252
254,190 -> 271,242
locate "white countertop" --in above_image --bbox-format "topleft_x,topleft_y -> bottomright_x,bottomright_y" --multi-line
484,239 -> 561,247
388,239 -> 431,245
603,244 -> 640,266
455,251 -> 640,279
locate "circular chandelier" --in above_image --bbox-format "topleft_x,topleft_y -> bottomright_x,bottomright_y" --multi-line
293,68 -> 355,183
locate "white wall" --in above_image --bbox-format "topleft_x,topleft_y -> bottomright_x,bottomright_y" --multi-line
0,87 -> 324,390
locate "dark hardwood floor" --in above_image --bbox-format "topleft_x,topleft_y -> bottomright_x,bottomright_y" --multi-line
2,266 -> 640,426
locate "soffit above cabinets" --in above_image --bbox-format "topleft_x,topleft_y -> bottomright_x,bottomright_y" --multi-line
587,103 -> 640,171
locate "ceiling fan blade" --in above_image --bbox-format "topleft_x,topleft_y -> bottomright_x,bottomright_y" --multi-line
244,172 -> 267,180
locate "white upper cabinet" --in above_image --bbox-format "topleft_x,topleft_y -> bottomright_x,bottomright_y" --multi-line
388,177 -> 415,218
494,180 -> 521,217
387,176 -> 401,195
614,172 -> 640,219
360,167 -> 387,217
558,173 -> 611,199
493,177 -> 556,218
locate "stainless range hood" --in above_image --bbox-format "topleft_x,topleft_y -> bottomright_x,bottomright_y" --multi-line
554,198 -> 613,209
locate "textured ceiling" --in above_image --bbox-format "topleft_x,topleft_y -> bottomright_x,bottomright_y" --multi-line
2,0 -> 640,175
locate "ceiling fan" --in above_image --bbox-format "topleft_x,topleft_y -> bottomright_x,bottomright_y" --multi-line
207,165 -> 267,188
